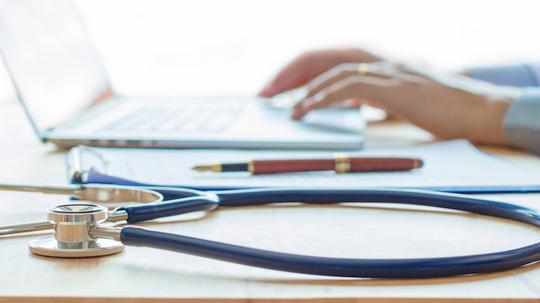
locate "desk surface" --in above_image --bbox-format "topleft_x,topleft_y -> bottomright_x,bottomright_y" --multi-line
1,100 -> 540,303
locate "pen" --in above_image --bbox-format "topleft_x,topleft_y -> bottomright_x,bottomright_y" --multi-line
192,155 -> 423,175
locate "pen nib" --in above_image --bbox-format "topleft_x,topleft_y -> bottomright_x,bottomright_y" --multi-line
192,164 -> 222,173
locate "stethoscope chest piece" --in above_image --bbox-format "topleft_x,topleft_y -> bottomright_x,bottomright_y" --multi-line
29,203 -> 124,258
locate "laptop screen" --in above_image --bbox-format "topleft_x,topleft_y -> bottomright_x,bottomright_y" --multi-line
0,0 -> 110,137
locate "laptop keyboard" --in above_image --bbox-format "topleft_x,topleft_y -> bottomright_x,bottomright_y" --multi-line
102,104 -> 242,133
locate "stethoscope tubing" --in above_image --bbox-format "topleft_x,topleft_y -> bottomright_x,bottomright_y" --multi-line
120,225 -> 540,278
120,187 -> 540,227
113,187 -> 540,278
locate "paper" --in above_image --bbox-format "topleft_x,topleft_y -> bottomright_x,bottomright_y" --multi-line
68,140 -> 540,189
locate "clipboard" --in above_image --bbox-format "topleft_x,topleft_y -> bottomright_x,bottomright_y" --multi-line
66,141 -> 540,194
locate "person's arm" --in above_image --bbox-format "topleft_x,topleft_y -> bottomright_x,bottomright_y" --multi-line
504,88 -> 540,154
286,61 -> 540,154
465,63 -> 540,154
260,50 -> 540,155
466,63 -> 540,87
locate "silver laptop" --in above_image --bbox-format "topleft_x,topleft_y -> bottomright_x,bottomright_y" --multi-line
0,0 -> 364,149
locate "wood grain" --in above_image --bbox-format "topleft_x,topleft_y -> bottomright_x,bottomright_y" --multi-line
0,102 -> 540,302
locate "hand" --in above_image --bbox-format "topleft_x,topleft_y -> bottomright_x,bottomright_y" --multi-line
291,61 -> 521,145
258,48 -> 382,97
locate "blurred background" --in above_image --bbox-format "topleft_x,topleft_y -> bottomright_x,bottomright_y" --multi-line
1,0 -> 539,101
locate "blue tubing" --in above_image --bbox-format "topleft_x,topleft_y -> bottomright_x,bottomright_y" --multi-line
217,188 -> 540,227
119,188 -> 540,278
120,226 -> 540,278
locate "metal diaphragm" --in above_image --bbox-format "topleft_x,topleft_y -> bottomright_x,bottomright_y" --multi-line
29,203 -> 124,258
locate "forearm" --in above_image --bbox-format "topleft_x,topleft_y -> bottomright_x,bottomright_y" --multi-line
391,90 -> 512,145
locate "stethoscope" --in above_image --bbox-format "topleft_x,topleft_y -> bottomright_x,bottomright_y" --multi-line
1,183 -> 540,279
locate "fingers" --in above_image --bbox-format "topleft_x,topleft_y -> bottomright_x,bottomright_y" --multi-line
259,57 -> 311,97
304,62 -> 393,99
292,76 -> 393,119
259,51 -> 324,97
259,49 -> 385,98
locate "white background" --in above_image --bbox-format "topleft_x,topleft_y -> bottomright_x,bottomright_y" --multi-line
1,0 -> 539,100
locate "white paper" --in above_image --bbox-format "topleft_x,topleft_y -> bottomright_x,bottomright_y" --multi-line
71,140 -> 540,188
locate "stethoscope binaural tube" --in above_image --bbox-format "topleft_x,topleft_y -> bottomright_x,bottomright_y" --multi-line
121,188 -> 540,227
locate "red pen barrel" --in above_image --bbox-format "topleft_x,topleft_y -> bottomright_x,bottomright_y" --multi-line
250,159 -> 334,174
249,158 -> 423,175
348,158 -> 423,172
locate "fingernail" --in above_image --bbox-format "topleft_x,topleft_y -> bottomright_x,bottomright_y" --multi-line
291,107 -> 304,120
259,84 -> 276,97
258,87 -> 271,97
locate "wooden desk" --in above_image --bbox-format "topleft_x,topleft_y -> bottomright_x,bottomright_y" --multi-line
1,99 -> 540,303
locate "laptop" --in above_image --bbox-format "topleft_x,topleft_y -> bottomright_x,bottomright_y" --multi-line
0,0 -> 365,149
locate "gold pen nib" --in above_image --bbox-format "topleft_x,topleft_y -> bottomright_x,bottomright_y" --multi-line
192,163 -> 222,173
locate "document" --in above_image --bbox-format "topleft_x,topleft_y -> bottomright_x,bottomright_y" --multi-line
67,140 -> 540,189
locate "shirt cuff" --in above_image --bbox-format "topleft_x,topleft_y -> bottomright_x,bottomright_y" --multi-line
467,63 -> 540,87
504,88 -> 540,155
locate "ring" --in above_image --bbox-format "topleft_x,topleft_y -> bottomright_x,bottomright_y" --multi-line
357,63 -> 369,76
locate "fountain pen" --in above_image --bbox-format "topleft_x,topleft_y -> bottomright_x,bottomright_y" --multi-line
192,155 -> 423,175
